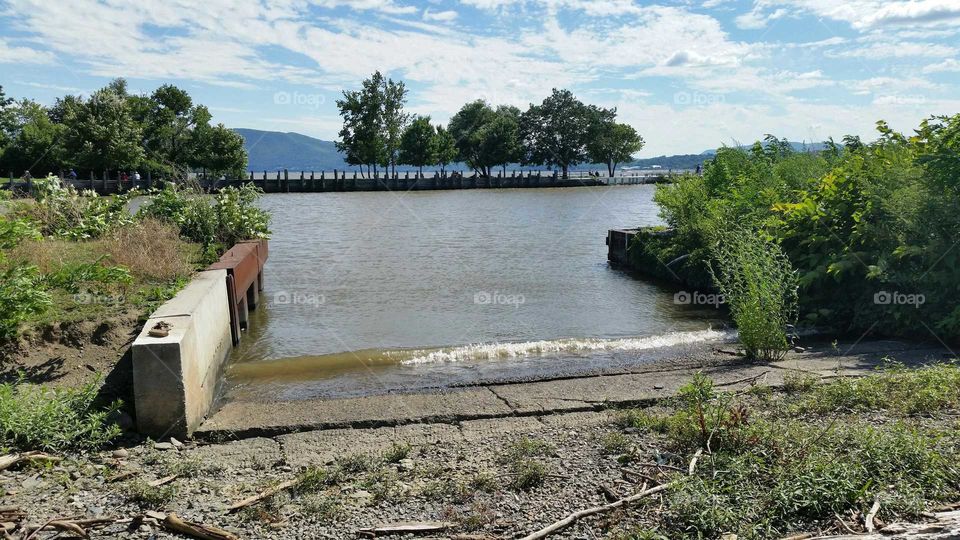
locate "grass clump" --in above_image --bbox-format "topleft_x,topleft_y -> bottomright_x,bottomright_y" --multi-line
382,442 -> 411,463
123,479 -> 177,507
499,437 -> 554,492
631,366 -> 960,539
0,378 -> 121,452
793,362 -> 960,415
601,431 -> 632,455
301,494 -> 339,522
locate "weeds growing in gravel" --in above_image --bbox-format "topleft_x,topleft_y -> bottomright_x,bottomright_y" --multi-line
382,442 -> 411,463
613,365 -> 960,539
123,479 -> 177,507
0,377 -> 121,452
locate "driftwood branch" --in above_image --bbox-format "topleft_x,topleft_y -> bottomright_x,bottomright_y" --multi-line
865,498 -> 881,533
688,448 -> 703,476
357,521 -> 455,536
163,513 -> 239,540
227,479 -> 298,513
0,452 -> 60,472
520,483 -> 671,540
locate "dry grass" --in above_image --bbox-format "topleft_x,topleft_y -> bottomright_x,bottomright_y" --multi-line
99,218 -> 195,281
9,218 -> 195,282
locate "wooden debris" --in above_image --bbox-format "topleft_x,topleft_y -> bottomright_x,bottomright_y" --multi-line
778,534 -> 813,540
598,484 -> 619,502
227,479 -> 298,513
163,513 -> 239,540
520,483 -> 671,540
688,448 -> 703,476
865,498 -> 881,533
357,521 -> 455,536
105,470 -> 139,483
148,474 -> 179,487
0,452 -> 60,472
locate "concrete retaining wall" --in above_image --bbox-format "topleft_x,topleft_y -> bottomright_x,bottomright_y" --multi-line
132,269 -> 233,438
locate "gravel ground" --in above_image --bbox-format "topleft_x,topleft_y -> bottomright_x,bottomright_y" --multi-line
2,410 -> 673,539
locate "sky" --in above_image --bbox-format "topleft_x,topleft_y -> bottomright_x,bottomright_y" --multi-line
2,0 -> 960,156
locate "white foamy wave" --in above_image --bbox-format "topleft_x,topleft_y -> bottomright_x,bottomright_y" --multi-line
397,328 -> 736,365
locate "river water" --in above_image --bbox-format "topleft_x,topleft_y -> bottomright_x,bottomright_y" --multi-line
225,186 -> 730,401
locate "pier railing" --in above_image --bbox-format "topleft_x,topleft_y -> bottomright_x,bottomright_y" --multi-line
3,168 -> 682,195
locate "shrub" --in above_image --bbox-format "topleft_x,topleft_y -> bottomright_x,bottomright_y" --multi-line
0,378 -> 122,452
0,264 -> 50,339
24,178 -> 137,240
99,218 -> 196,281
709,227 -> 798,361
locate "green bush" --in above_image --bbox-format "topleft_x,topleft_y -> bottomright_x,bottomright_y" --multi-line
0,378 -> 122,452
0,264 -> 51,339
709,227 -> 798,361
25,177 -> 137,240
139,183 -> 269,255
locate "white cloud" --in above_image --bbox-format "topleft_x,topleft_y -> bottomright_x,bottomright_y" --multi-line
923,58 -> 960,73
0,38 -> 55,64
423,8 -> 458,21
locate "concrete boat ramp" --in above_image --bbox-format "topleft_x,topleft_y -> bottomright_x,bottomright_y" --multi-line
197,339 -> 953,441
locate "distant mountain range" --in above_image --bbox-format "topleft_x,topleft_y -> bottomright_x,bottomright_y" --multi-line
234,128 -> 828,173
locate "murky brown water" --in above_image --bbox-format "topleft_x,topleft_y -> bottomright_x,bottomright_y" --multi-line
225,186 -> 730,401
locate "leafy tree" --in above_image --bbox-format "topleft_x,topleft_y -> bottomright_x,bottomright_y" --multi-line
0,86 -> 15,153
448,100 -> 498,176
61,82 -> 144,172
193,123 -> 247,178
480,106 -> 522,177
398,116 -> 436,175
520,89 -> 603,177
136,84 -> 213,176
337,71 -> 386,177
381,75 -> 409,178
0,100 -> 66,175
431,125 -> 458,175
587,119 -> 644,177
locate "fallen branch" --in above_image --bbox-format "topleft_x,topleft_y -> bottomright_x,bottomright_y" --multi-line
149,474 -> 178,487
865,498 -> 881,533
620,467 -> 658,484
632,462 -> 684,472
163,513 -> 239,540
778,535 -> 813,540
227,479 -> 298,513
357,521 -> 455,536
520,483 -> 671,540
0,452 -> 60,472
105,470 -> 139,483
715,370 -> 771,388
688,448 -> 703,476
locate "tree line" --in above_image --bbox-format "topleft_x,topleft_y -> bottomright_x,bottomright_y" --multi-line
0,79 -> 247,179
336,71 -> 644,178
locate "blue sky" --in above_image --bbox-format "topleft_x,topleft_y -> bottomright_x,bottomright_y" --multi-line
2,0 -> 959,155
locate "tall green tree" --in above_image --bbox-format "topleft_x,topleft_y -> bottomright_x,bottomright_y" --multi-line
381,75 -> 409,178
193,123 -> 247,178
448,100 -> 498,176
479,106 -> 521,177
136,84 -> 213,176
520,89 -> 602,178
0,86 -> 15,153
587,119 -> 644,177
337,71 -> 386,177
61,81 -> 144,172
0,100 -> 66,175
398,116 -> 436,176
431,125 -> 458,175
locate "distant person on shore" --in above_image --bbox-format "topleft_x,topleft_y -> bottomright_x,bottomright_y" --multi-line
68,169 -> 78,180
695,164 -> 702,175
22,170 -> 32,181
120,171 -> 129,183
133,171 -> 141,183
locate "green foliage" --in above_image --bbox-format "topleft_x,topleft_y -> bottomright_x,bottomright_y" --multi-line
0,79 -> 247,179
335,71 -> 409,176
0,264 -> 51,339
26,177 -> 138,240
398,116 -> 436,174
139,183 -> 269,252
124,479 -> 178,506
519,89 -> 609,177
588,120 -> 645,176
709,227 -> 799,361
620,368 -> 960,539
0,378 -> 122,452
793,362 -> 960,415
381,442 -> 411,463
431,125 -> 458,174
42,256 -> 132,293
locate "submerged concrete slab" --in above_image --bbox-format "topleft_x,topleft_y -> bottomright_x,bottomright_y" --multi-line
199,340 -> 955,439
133,269 -> 232,438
